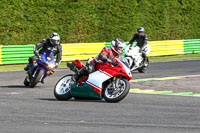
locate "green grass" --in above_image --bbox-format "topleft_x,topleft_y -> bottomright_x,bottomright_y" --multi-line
1,54 -> 200,71
149,53 -> 200,62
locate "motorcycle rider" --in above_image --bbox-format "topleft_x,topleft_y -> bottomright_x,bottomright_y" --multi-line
128,27 -> 148,62
24,32 -> 62,83
73,38 -> 125,82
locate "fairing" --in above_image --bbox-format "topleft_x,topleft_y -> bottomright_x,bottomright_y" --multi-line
70,58 -> 132,99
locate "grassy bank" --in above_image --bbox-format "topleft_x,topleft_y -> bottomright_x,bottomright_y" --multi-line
1,54 -> 200,71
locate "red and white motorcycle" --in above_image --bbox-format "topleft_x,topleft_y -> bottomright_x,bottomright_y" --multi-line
124,45 -> 151,73
54,57 -> 132,103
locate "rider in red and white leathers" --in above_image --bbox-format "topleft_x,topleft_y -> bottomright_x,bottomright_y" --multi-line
73,38 -> 125,82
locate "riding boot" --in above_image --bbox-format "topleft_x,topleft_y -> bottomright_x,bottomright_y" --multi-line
142,53 -> 147,61
142,53 -> 148,67
72,67 -> 88,82
24,64 -> 30,71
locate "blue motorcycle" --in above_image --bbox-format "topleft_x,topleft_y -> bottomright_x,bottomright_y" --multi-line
24,50 -> 56,88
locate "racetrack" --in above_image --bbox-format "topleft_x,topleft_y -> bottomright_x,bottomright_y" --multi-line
0,60 -> 200,133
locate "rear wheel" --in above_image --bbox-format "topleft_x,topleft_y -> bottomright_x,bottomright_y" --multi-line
103,78 -> 130,103
54,75 -> 73,100
30,70 -> 45,88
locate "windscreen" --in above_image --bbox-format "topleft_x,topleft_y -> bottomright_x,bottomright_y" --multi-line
120,57 -> 130,69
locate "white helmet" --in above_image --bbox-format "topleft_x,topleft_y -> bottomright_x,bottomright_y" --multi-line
110,38 -> 125,55
50,32 -> 60,47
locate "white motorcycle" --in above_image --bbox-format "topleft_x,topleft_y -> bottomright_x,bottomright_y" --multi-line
124,45 -> 151,73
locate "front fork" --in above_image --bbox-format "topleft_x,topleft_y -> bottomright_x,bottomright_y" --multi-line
26,63 -> 38,82
26,70 -> 31,82
113,77 -> 120,89
107,77 -> 120,90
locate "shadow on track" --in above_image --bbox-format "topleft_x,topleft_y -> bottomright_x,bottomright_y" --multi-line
38,98 -> 58,101
39,98 -> 106,103
0,85 -> 28,88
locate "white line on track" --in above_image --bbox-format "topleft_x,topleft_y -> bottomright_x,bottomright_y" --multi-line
130,92 -> 200,98
130,74 -> 200,82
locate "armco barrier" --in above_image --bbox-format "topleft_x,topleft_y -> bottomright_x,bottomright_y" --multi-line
148,40 -> 184,56
0,39 -> 199,65
62,43 -> 105,61
184,39 -> 200,54
0,45 -> 2,64
1,45 -> 34,64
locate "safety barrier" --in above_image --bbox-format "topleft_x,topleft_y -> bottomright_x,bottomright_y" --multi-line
0,45 -> 2,64
0,39 -> 200,65
62,43 -> 105,61
0,45 -> 34,64
148,40 -> 184,56
184,39 -> 200,54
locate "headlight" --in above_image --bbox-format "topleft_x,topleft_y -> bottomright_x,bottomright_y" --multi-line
47,57 -> 52,61
48,64 -> 55,69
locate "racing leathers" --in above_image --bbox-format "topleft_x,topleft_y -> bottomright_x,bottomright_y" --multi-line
73,46 -> 119,82
128,33 -> 148,60
26,38 -> 62,66
97,46 -> 119,65
33,38 -> 62,65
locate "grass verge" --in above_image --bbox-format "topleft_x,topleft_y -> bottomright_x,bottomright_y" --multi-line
0,54 -> 200,71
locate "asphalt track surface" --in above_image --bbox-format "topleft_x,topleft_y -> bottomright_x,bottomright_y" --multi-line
0,60 -> 200,133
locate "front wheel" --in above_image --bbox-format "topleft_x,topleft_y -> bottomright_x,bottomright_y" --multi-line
24,77 -> 29,86
54,75 -> 74,101
102,78 -> 130,103
30,70 -> 45,88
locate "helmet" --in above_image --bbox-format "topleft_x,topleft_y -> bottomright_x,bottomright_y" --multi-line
110,38 -> 125,55
50,32 -> 60,47
137,27 -> 145,36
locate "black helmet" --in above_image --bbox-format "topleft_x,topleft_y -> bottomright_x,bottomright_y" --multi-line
137,27 -> 145,36
50,32 -> 60,47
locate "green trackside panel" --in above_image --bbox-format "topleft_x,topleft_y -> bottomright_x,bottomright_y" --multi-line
184,39 -> 200,54
2,59 -> 29,64
2,45 -> 34,64
105,42 -> 111,46
0,45 -> 2,64
106,42 -> 136,46
105,42 -> 136,58
71,83 -> 102,99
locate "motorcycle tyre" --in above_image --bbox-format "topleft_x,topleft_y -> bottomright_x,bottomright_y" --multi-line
24,77 -> 29,86
103,78 -> 130,103
30,70 -> 45,88
138,58 -> 149,73
54,75 -> 73,101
